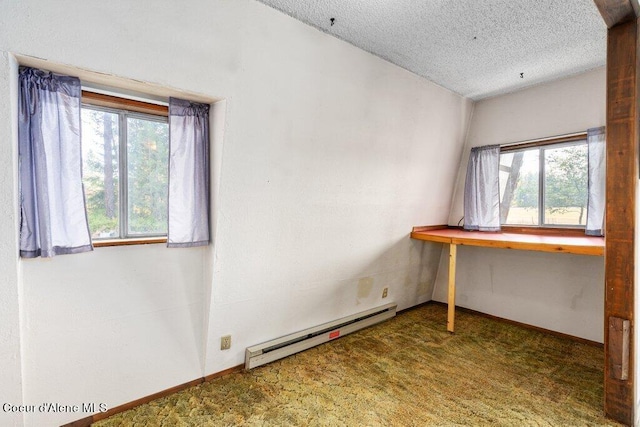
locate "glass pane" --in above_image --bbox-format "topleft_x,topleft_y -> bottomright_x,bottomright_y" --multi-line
81,108 -> 120,238
499,150 -> 539,225
543,143 -> 588,226
126,116 -> 169,235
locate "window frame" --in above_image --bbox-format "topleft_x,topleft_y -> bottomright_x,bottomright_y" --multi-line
81,91 -> 170,246
499,132 -> 589,230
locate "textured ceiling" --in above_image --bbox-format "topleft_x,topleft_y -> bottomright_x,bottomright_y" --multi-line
255,0 -> 607,100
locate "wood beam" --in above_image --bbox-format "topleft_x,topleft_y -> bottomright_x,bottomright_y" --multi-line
604,17 -> 637,426
594,0 -> 637,28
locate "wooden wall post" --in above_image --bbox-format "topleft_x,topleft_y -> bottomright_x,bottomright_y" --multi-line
602,12 -> 638,426
594,2 -> 639,423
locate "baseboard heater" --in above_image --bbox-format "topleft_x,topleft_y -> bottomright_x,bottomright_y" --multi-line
245,302 -> 397,370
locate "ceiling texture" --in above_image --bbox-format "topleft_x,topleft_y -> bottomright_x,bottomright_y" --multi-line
255,0 -> 607,100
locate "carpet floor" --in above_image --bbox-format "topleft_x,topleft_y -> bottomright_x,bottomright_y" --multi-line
94,303 -> 621,426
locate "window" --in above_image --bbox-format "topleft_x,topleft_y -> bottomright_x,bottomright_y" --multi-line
499,137 -> 588,227
81,92 -> 169,240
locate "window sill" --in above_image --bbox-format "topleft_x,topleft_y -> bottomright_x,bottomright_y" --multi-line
92,237 -> 167,248
500,225 -> 587,237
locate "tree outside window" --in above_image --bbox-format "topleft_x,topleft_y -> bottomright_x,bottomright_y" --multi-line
81,105 -> 168,239
499,142 -> 587,227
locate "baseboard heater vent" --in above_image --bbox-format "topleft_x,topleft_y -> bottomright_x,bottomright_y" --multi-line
245,302 -> 397,370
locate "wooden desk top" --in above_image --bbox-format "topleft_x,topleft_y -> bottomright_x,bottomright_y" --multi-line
410,226 -> 604,256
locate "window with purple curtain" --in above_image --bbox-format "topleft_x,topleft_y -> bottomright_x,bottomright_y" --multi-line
463,145 -> 501,232
167,97 -> 210,247
586,126 -> 605,236
18,67 -> 92,258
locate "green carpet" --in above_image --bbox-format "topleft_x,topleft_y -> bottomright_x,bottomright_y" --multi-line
94,303 -> 621,426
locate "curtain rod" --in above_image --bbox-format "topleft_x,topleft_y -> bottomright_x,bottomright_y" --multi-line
500,131 -> 588,152
81,83 -> 169,107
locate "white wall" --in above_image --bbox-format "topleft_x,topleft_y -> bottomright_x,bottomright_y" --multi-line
0,51 -> 24,427
434,68 -> 606,342
19,246 -> 208,420
0,1 -> 471,425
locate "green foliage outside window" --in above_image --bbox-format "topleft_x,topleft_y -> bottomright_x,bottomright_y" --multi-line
500,143 -> 588,226
81,106 -> 168,239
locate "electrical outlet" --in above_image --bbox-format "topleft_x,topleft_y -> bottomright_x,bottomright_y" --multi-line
382,287 -> 388,298
221,335 -> 231,350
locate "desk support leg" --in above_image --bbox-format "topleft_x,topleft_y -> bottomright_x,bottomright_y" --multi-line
447,243 -> 457,333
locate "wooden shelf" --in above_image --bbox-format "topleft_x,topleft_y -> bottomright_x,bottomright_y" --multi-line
410,225 -> 604,334
410,226 -> 604,256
